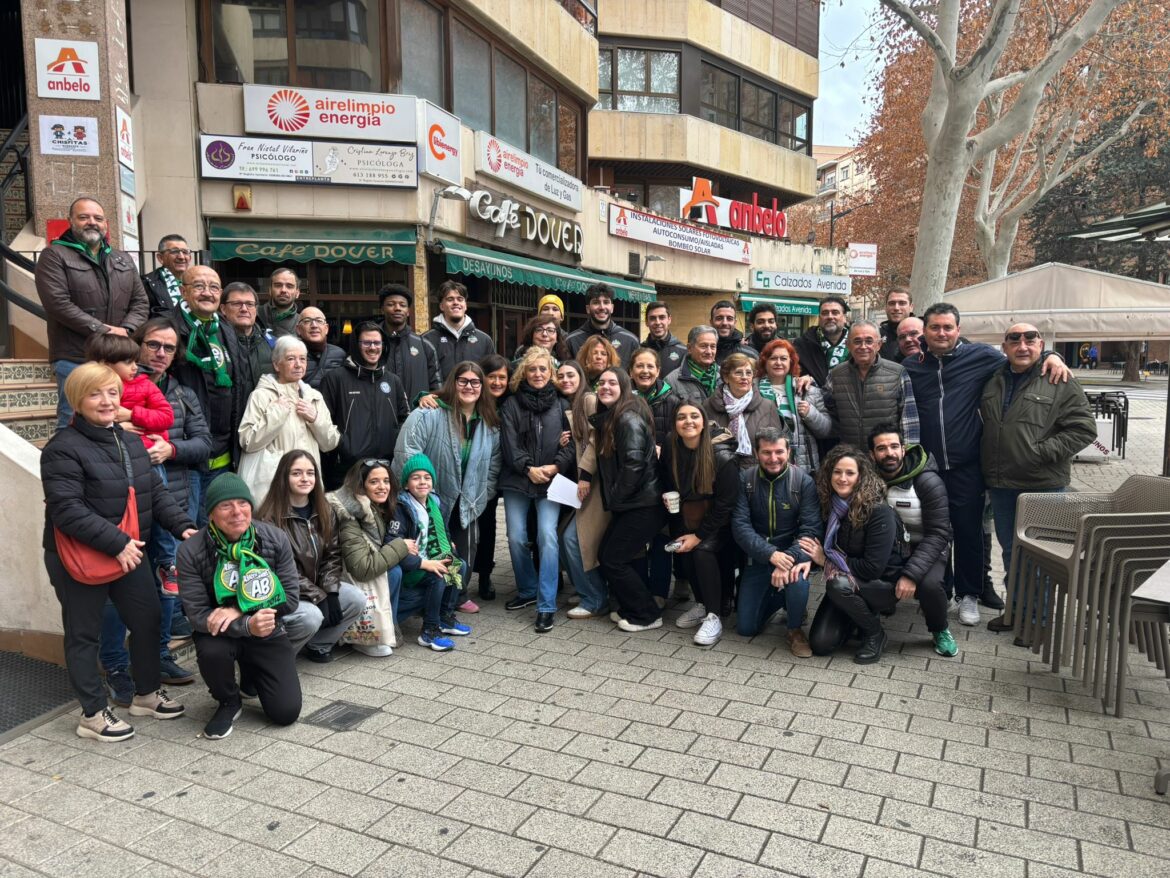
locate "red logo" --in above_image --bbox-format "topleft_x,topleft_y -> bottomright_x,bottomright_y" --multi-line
486,138 -> 502,173
429,123 -> 458,161
266,89 -> 311,132
46,47 -> 87,75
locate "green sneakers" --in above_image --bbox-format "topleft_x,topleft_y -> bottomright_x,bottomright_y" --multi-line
933,628 -> 959,657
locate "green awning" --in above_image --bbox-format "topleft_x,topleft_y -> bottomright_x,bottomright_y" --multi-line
439,239 -> 656,303
739,295 -> 820,316
208,223 -> 416,265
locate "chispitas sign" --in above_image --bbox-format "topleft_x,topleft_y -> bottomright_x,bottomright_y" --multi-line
467,189 -> 582,258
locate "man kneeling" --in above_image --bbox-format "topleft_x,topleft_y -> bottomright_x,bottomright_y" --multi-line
177,474 -> 302,739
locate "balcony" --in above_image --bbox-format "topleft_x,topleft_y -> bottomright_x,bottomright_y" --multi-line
558,0 -> 597,34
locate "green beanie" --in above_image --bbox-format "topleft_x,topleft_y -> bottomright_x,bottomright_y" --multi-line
400,453 -> 436,484
203,472 -> 255,515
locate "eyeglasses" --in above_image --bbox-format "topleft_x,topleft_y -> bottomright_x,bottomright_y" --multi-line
363,458 -> 391,468
1005,331 -> 1041,343
729,369 -> 755,379
850,338 -> 877,347
142,340 -> 178,354
223,300 -> 255,310
534,326 -> 557,335
162,248 -> 192,257
186,282 -> 222,293
298,318 -> 327,327
359,340 -> 383,348
896,331 -> 921,341
455,378 -> 482,389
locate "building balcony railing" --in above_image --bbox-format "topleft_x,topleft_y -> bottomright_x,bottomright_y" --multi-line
558,0 -> 597,34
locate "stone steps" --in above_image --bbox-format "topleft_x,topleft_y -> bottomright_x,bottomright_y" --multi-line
0,360 -> 56,446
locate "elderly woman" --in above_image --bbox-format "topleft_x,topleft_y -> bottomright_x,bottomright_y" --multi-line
578,334 -> 620,387
238,335 -> 340,506
757,338 -> 831,471
703,352 -> 783,469
42,363 -> 195,742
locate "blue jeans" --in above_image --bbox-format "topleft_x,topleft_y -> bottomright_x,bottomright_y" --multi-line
387,564 -> 402,622
988,487 -> 1065,576
54,360 -> 81,429
283,582 -> 366,653
736,561 -> 810,636
148,466 -> 178,570
397,572 -> 459,630
560,515 -> 608,613
503,491 -> 561,613
194,465 -> 231,527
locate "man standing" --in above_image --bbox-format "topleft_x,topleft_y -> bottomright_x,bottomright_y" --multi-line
664,325 -> 720,406
793,296 -> 849,387
980,324 -> 1095,630
35,196 -> 150,428
422,280 -> 494,380
896,317 -> 924,361
730,429 -> 822,657
142,234 -> 193,317
294,307 -> 346,389
319,321 -> 410,490
746,302 -> 779,354
257,268 -> 301,337
565,283 -> 640,369
868,425 -> 957,656
710,299 -> 758,363
377,283 -> 440,406
823,321 -> 919,450
219,282 -> 274,392
642,301 -> 686,371
879,286 -> 913,361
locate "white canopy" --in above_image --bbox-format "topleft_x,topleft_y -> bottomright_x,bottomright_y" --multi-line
943,262 -> 1170,343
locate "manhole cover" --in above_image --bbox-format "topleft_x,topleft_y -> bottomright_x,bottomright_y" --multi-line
302,700 -> 378,731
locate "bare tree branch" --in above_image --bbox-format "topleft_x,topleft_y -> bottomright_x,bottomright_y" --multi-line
954,0 -> 1022,83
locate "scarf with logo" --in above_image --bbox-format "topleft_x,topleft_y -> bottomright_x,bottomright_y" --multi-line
209,523 -> 286,612
758,376 -> 796,430
180,302 -> 232,388
820,328 -> 850,370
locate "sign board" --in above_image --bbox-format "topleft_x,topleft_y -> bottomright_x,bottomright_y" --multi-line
310,142 -> 416,187
464,185 -> 582,264
474,131 -> 582,212
243,84 -> 417,142
115,106 -> 134,170
751,269 -> 852,296
419,101 -> 462,186
678,177 -> 787,239
122,235 -> 141,272
38,115 -> 99,157
34,38 -> 101,100
847,242 -> 878,276
119,164 -> 137,197
609,203 -> 751,264
119,192 -> 138,237
200,135 -> 417,188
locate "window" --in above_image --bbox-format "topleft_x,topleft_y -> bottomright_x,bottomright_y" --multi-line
557,102 -> 580,175
839,164 -> 850,181
700,63 -> 737,128
453,20 -> 492,133
528,76 -> 557,164
598,48 -> 680,113
699,59 -> 810,152
401,0 -> 444,106
648,184 -> 678,217
741,80 -> 776,143
597,48 -> 612,108
494,50 -> 528,149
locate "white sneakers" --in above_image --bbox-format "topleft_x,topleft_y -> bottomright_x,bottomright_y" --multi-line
567,606 -> 597,619
76,707 -> 134,742
957,595 -> 981,626
693,613 -> 722,646
353,644 -> 393,657
617,617 -> 663,633
676,603 -> 708,629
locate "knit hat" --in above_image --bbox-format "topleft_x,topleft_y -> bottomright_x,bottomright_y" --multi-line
203,472 -> 255,515
537,294 -> 565,316
400,453 -> 436,483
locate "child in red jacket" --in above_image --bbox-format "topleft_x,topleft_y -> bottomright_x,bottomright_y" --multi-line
84,333 -> 173,448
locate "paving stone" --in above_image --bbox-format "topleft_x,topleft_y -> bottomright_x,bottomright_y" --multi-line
1080,841 -> 1170,877
1075,786 -> 1170,828
942,740 -> 1027,776
0,764 -> 61,804
368,771 -> 463,811
11,779 -> 117,824
364,804 -> 467,854
0,815 -> 86,867
976,821 -> 1079,869
441,826 -> 546,877
668,809 -> 768,861
919,838 -> 1025,878
128,818 -> 239,871
815,736 -> 898,772
300,787 -> 394,833
197,841 -> 312,878
757,832 -> 865,878
586,790 -> 683,835
980,772 -> 1075,809
599,828 -> 704,878
762,749 -> 849,785
561,731 -> 643,767
214,801 -> 318,850
1028,754 -> 1120,791
698,679 -> 772,706
283,823 -> 389,875
822,813 -> 923,866
571,760 -> 663,797
251,739 -> 334,775
525,847 -> 636,878
896,753 -> 982,791
739,723 -> 821,755
515,807 -> 617,857
846,765 -> 933,805
931,783 -> 1026,827
1127,820 -> 1170,859
500,744 -> 587,780
236,768 -> 331,810
879,798 -> 976,846
648,776 -> 742,819
788,711 -> 868,743
553,708 -> 631,739
438,757 -> 527,796
356,844 -> 470,878
731,793 -> 828,837
788,778 -> 883,822
439,788 -> 535,833
508,774 -> 602,816
38,834 -> 154,878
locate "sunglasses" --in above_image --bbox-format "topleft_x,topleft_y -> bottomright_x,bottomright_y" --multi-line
1005,331 -> 1041,343
363,458 -> 391,469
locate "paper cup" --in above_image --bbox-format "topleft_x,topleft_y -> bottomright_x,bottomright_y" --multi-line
663,491 -> 681,513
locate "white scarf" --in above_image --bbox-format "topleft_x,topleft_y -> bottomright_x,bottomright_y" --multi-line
405,493 -> 431,559
722,386 -> 755,457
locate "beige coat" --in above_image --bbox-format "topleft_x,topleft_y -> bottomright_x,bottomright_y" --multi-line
567,392 -> 610,571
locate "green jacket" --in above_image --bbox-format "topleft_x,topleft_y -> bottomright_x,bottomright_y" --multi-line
979,362 -> 1096,489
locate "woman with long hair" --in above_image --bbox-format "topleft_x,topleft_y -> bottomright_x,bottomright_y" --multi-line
514,314 -> 570,364
394,360 -> 501,613
256,450 -> 365,662
800,446 -> 908,664
470,354 -> 510,601
555,360 -> 585,401
703,352 -> 783,469
578,335 -> 620,386
591,368 -> 668,632
757,339 -> 831,471
659,404 -> 741,646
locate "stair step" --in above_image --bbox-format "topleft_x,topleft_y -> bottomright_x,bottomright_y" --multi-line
0,360 -> 55,385
0,384 -> 57,415
2,410 -> 55,445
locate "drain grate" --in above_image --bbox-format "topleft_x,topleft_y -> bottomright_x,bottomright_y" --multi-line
302,700 -> 378,731
0,651 -> 75,740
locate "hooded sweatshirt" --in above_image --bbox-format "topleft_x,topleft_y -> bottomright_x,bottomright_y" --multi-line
422,314 -> 494,380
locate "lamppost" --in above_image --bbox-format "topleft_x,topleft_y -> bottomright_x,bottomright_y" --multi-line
427,184 -> 472,248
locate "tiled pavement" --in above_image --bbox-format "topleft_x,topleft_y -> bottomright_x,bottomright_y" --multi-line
1,383 -> 1167,878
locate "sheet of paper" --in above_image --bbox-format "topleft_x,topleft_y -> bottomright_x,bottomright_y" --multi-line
547,473 -> 582,509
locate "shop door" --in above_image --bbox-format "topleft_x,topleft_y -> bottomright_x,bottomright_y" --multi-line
497,309 -> 528,359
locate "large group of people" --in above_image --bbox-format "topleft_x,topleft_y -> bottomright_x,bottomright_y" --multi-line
37,196 -> 1097,743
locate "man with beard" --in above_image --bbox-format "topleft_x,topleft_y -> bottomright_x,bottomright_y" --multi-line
664,325 -> 720,406
36,196 -> 150,428
879,287 -> 914,361
142,234 -> 193,318
746,302 -> 779,354
377,283 -> 440,405
257,268 -> 301,337
219,282 -> 274,391
422,280 -> 494,379
642,301 -> 686,371
868,424 -> 957,657
294,307 -> 346,389
565,283 -> 639,369
711,300 -> 758,363
793,296 -> 849,387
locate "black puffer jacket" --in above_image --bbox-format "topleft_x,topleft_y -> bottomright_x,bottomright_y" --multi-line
643,333 -> 686,372
715,329 -> 758,364
156,372 -> 213,514
41,417 -> 193,557
831,502 -> 906,584
590,404 -> 661,512
659,442 -> 740,548
319,356 -> 410,490
304,343 -> 348,389
423,316 -> 496,380
378,323 -> 440,405
638,378 -> 680,448
272,507 -> 343,606
883,443 -> 951,586
498,384 -> 575,497
565,321 -> 641,370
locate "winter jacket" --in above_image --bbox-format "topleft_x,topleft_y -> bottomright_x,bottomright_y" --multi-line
234,326 -> 277,392
257,303 -> 298,338
378,323 -> 441,405
155,372 -> 212,515
119,370 -> 174,446
882,444 -> 951,586
422,315 -> 495,380
327,485 -> 412,586
176,521 -> 299,637
142,267 -> 179,318
878,317 -> 909,362
643,333 -> 686,372
565,320 -> 641,370
824,357 -> 920,450
303,342 -> 347,389
271,506 -> 343,606
731,463 -> 822,565
638,378 -> 680,448
590,406 -> 662,513
659,442 -> 740,548
759,377 -> 832,472
386,490 -> 455,585
566,394 -> 609,571
41,417 -> 193,557
792,324 -> 847,388
831,503 -> 906,584
172,313 -> 248,466
34,231 -> 150,363
664,356 -> 720,408
747,331 -> 774,356
703,388 -> 784,469
715,329 -> 758,364
237,374 -> 340,506
319,356 -> 410,490
393,404 -> 501,530
980,361 -> 1096,490
498,385 -> 575,498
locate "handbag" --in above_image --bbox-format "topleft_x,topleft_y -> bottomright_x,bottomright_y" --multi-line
341,571 -> 398,649
53,487 -> 140,585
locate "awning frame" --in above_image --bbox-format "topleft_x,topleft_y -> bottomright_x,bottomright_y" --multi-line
207,223 -> 417,265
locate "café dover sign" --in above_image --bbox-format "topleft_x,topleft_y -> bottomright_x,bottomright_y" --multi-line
751,269 -> 852,296
244,84 -> 417,142
609,204 -> 751,264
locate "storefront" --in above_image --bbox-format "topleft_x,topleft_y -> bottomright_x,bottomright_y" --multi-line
746,268 -> 853,340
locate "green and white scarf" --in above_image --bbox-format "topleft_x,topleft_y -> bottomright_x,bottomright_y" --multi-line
759,376 -> 796,430
686,358 -> 719,396
209,523 -> 286,612
180,302 -> 232,388
820,329 -> 850,370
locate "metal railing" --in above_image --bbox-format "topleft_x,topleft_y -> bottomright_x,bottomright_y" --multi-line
0,115 -> 30,245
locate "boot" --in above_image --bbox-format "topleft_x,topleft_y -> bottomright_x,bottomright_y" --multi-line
478,574 -> 496,601
853,628 -> 887,665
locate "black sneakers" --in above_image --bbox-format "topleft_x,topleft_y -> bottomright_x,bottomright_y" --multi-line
204,699 -> 243,740
505,595 -> 536,611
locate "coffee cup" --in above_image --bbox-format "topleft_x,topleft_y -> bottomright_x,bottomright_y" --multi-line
663,491 -> 680,513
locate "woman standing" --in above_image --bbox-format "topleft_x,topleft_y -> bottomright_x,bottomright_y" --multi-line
471,354 -> 510,601
703,352 -> 782,469
394,361 -> 501,613
238,336 -> 339,506
499,348 -> 575,632
513,314 -> 570,364
561,364 -> 610,620
757,339 -> 831,471
591,368 -> 667,632
555,360 -> 584,400
801,447 -> 906,664
42,363 -> 195,741
578,335 -> 620,387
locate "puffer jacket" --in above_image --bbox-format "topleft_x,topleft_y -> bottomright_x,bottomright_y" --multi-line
715,329 -> 758,364
34,230 -> 150,363
664,356 -> 720,408
498,384 -> 575,498
643,332 -> 686,372
234,326 -> 277,392
156,372 -> 213,514
423,315 -> 495,380
589,405 -> 661,512
303,342 -> 347,389
731,463 -> 822,565
272,506 -> 343,606
176,521 -> 299,637
703,388 -> 784,469
320,356 -> 410,490
378,323 -> 440,405
41,417 -> 194,557
658,442 -> 740,548
832,503 -> 906,584
565,320 -> 641,369
387,489 -> 457,587
327,485 -> 412,586
824,356 -> 919,449
637,378 -> 680,448
883,443 -> 951,585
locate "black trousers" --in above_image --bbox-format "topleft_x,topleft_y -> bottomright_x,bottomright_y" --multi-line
600,506 -> 669,625
193,631 -> 301,726
449,500 -> 478,602
940,464 -> 986,599
48,551 -> 160,716
474,494 -> 500,577
676,544 -> 732,616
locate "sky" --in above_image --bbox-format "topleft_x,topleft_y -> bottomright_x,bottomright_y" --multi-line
814,0 -> 884,148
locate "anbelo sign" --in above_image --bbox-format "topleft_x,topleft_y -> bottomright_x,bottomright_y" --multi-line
679,178 -> 787,240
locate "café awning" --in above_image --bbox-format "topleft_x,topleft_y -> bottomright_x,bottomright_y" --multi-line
208,223 -> 416,265
738,294 -> 820,316
437,239 -> 656,303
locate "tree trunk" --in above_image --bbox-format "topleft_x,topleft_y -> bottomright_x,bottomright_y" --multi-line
1122,340 -> 1142,382
908,124 -> 974,307
980,214 -> 1019,279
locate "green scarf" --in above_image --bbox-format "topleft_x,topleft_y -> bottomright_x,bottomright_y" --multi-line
759,376 -> 796,428
686,358 -> 719,396
636,379 -> 672,404
209,523 -> 286,613
271,304 -> 298,321
820,329 -> 850,370
437,400 -> 479,475
161,268 -> 183,306
180,303 -> 232,388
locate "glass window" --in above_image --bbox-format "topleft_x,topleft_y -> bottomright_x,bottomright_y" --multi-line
599,49 -> 612,92
494,51 -> 528,149
401,0 -> 444,106
558,102 -> 580,176
648,184 -> 678,218
741,80 -> 776,143
700,62 -> 738,129
213,0 -> 287,84
453,20 -> 491,133
528,76 -> 557,163
603,48 -> 679,113
294,0 -> 380,90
